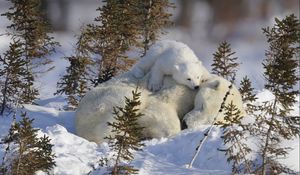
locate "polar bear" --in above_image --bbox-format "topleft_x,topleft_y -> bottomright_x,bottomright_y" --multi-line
183,75 -> 246,129
75,73 -> 197,144
131,40 -> 210,91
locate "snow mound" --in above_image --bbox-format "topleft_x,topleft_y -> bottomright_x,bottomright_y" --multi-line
0,89 -> 299,175
134,127 -> 231,175
45,125 -> 100,175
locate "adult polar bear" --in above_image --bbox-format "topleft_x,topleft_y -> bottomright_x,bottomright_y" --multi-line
75,74 -> 197,143
131,40 -> 210,91
75,40 -> 245,144
75,40 -> 204,143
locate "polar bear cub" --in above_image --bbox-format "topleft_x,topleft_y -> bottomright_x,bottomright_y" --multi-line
183,75 -> 246,128
131,40 -> 210,91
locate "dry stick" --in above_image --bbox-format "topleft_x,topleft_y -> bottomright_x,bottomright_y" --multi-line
188,76 -> 235,169
188,111 -> 223,168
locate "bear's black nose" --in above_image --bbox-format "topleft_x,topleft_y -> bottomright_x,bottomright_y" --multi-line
194,86 -> 199,90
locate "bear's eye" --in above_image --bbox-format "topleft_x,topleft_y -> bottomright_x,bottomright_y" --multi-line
197,76 -> 200,79
187,78 -> 191,81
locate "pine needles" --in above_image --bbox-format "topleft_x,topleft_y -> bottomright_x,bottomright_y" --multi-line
105,88 -> 144,175
1,113 -> 56,175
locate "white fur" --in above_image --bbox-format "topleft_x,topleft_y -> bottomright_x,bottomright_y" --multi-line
75,73 -> 196,144
131,40 -> 210,91
183,75 -> 246,128
75,40 -> 246,144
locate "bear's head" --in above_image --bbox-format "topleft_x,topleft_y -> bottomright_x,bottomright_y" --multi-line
173,62 -> 208,90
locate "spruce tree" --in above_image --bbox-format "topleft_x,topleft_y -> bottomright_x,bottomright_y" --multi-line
253,14 -> 300,174
239,76 -> 256,103
105,88 -> 144,175
18,71 -> 39,105
80,0 -> 141,84
91,65 -> 116,87
80,0 -> 174,86
137,0 -> 174,56
0,40 -> 32,116
217,101 -> 253,174
55,55 -> 92,110
55,31 -> 94,107
211,41 -> 239,81
2,0 -> 59,103
1,112 -> 56,175
239,76 -> 257,114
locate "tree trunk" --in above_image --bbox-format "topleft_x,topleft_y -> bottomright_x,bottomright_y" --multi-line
0,72 -> 10,116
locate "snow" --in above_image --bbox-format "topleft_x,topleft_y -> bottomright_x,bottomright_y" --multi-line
1,90 -> 299,174
44,125 -> 100,175
0,40 -> 299,175
135,127 -> 230,174
0,2 -> 299,174
0,35 -> 299,174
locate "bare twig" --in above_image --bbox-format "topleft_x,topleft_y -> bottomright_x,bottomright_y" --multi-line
188,76 -> 235,168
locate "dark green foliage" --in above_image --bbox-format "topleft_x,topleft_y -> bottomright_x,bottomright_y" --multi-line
190,14 -> 299,174
218,101 -> 253,174
262,14 -> 300,109
55,55 -> 92,110
18,72 -> 39,105
251,103 -> 297,175
212,52 -> 254,173
80,0 -> 141,78
105,88 -> 144,175
54,0 -> 173,109
2,0 -> 59,71
91,65 -> 116,87
211,41 -> 239,81
216,14 -> 299,175
1,112 -> 56,175
0,40 -> 34,115
1,0 -> 59,103
79,0 -> 174,85
239,76 -> 257,114
253,14 -> 300,175
239,76 -> 257,103
137,0 -> 175,56
54,32 -> 93,109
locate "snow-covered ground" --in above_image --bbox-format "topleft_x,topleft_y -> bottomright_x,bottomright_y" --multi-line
0,33 -> 299,175
0,40 -> 299,174
0,1 -> 299,174
0,90 -> 299,175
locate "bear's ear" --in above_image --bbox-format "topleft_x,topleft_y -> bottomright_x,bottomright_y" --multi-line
209,80 -> 220,90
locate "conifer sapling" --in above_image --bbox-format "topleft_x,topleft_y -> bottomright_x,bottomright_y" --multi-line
80,0 -> 141,84
253,14 -> 300,174
239,76 -> 256,103
55,54 -> 92,110
2,0 -> 59,103
1,112 -> 56,175
217,101 -> 253,174
0,40 -> 32,116
239,76 -> 257,114
212,41 -> 239,81
105,88 -> 144,175
137,0 -> 174,56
